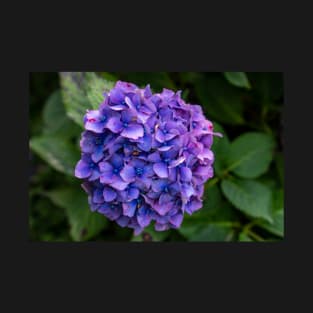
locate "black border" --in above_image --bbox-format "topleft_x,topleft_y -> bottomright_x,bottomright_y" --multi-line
4,10 -> 311,309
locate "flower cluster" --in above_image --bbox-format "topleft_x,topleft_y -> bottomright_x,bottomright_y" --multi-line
75,81 -> 221,235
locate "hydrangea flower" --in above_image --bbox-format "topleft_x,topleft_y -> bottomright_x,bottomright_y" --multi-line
75,80 -> 222,235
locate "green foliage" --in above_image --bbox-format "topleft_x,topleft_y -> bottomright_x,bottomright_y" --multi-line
46,187 -> 108,241
29,72 -> 284,242
224,72 -> 251,89
195,74 -> 245,125
221,178 -> 273,222
59,72 -> 115,127
30,136 -> 79,176
226,132 -> 275,178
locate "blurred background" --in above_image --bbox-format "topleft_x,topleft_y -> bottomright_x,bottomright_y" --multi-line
29,72 -> 284,242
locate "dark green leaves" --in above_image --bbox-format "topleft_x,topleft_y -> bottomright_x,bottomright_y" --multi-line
224,72 -> 251,89
47,187 -> 108,241
30,136 -> 79,176
180,224 -> 234,242
221,178 -> 273,222
195,75 -> 245,125
226,132 -> 275,178
178,185 -> 238,241
257,189 -> 284,237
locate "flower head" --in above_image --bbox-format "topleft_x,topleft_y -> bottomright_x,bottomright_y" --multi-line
75,80 -> 221,235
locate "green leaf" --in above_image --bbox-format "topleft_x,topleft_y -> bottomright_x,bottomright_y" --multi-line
180,223 -> 234,242
85,72 -> 115,109
258,189 -> 284,237
224,72 -> 251,89
226,132 -> 275,178
211,122 -> 231,176
247,72 -> 283,102
221,178 -> 273,223
42,90 -> 81,138
59,72 -> 115,127
238,232 -> 253,242
178,184 -> 239,241
30,135 -> 79,176
46,187 -> 108,241
195,75 -> 245,125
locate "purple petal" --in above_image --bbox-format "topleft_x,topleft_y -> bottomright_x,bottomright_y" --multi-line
88,169 -> 101,181
169,156 -> 186,168
138,134 -> 152,152
120,165 -> 136,182
134,226 -> 144,236
93,188 -> 104,203
198,148 -> 214,161
103,186 -> 117,202
147,151 -> 161,162
184,198 -> 202,215
144,84 -> 152,98
109,177 -> 129,190
99,161 -> 113,174
155,129 -> 165,142
136,111 -> 150,123
109,88 -> 125,104
75,160 -> 91,178
122,200 -> 137,217
116,216 -> 130,227
180,166 -> 192,182
110,154 -> 124,168
137,211 -> 152,228
159,193 -> 172,205
143,164 -> 154,177
128,187 -> 140,201
121,124 -> 144,139
151,179 -> 168,192
154,223 -> 170,231
169,213 -> 183,228
153,162 -> 168,178
106,117 -> 123,133
194,165 -> 213,178
154,202 -> 173,216
80,135 -> 94,153
157,145 -> 173,151
168,167 -> 177,181
91,146 -> 104,163
85,121 -> 104,133
110,104 -> 127,111
181,183 -> 195,200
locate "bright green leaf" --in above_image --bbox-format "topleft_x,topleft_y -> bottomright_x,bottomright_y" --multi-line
224,72 -> 251,89
221,178 -> 273,223
226,132 -> 275,178
30,135 -> 79,176
47,187 -> 108,241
